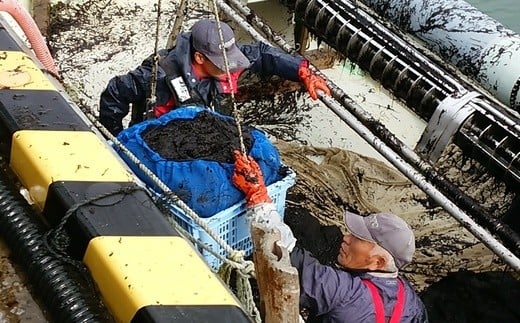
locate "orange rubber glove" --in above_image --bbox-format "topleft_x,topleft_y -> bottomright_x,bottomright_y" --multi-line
232,150 -> 272,207
298,61 -> 331,100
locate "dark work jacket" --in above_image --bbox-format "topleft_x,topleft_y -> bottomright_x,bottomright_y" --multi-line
290,247 -> 429,323
99,31 -> 304,135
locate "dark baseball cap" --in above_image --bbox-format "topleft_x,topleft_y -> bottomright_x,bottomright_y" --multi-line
191,19 -> 250,72
344,211 -> 415,269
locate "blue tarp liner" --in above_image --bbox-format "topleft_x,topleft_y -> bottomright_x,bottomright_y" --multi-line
116,106 -> 284,218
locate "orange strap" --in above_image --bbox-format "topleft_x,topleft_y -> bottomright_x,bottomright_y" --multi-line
362,278 -> 405,323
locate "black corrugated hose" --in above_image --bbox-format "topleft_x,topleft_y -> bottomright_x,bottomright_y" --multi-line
0,170 -> 113,323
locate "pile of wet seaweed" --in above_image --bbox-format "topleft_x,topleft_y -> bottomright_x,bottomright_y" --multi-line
277,142 -> 520,322
420,270 -> 520,322
141,110 -> 254,163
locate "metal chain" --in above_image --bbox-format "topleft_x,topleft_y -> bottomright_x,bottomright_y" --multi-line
166,0 -> 189,48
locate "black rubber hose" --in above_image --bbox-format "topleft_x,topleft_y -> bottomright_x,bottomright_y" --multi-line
0,171 -> 112,323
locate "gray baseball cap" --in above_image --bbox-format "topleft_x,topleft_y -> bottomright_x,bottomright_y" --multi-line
343,211 -> 415,269
191,19 -> 250,72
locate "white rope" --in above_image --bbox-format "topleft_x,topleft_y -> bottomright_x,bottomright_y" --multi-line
171,209 -> 259,321
163,212 -> 255,276
90,0 -> 262,318
218,252 -> 260,322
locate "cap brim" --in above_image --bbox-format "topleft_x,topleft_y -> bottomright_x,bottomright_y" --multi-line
343,211 -> 375,243
206,44 -> 250,72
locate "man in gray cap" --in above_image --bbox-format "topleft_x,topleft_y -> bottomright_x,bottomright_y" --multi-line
99,18 -> 331,136
232,151 -> 428,323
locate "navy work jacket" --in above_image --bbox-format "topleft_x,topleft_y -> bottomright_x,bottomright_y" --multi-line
99,31 -> 303,135
291,247 -> 429,323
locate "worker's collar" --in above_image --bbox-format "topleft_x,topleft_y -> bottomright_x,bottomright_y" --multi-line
366,271 -> 398,279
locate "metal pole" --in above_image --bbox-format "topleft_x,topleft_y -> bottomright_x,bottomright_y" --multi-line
166,0 -> 188,48
216,0 -> 292,53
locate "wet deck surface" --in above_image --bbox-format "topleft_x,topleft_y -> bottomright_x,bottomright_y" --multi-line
0,239 -> 48,322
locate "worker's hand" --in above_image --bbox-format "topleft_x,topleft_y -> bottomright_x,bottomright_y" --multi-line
247,203 -> 297,252
298,61 -> 331,100
233,150 -> 272,207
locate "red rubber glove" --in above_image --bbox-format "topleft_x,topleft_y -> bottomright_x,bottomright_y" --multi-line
232,150 -> 272,207
298,61 -> 331,100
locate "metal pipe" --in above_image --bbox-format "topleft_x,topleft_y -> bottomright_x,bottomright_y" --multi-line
215,0 -> 271,44
219,0 -> 295,53
470,98 -> 520,135
358,0 -> 520,112
330,85 -> 520,253
294,0 -> 520,188
337,0 -> 520,131
318,93 -> 520,270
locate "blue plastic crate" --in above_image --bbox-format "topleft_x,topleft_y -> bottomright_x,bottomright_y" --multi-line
155,168 -> 296,270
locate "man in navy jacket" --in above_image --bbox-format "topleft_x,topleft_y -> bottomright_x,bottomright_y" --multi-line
232,151 -> 428,322
99,18 -> 331,136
